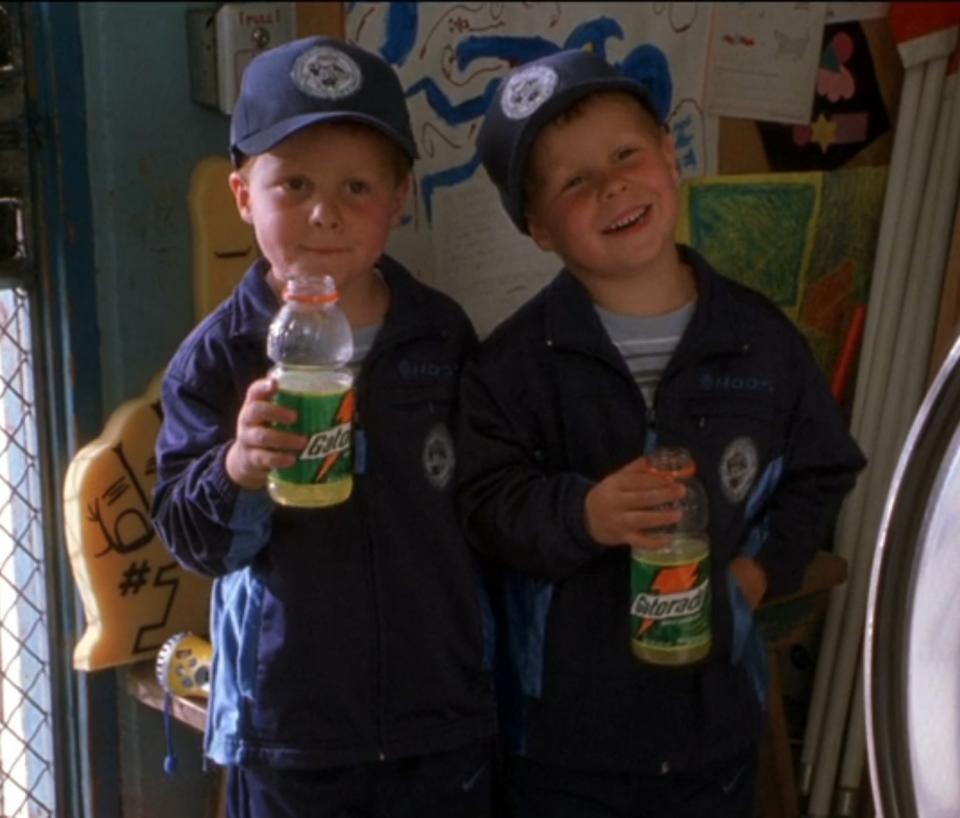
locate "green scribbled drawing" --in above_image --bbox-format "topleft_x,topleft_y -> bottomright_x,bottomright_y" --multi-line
810,166 -> 887,300
679,168 -> 886,384
801,165 -> 886,377
688,182 -> 818,309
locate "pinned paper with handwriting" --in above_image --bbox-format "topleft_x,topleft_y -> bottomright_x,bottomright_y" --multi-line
706,2 -> 828,124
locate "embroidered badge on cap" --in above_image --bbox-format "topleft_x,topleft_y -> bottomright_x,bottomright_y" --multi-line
291,45 -> 362,100
719,437 -> 759,504
423,424 -> 455,491
501,65 -> 559,120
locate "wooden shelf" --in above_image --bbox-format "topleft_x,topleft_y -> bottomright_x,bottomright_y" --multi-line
757,549 -> 847,649
126,660 -> 208,734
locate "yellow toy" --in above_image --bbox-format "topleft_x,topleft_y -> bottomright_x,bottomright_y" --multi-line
62,373 -> 213,670
155,631 -> 212,699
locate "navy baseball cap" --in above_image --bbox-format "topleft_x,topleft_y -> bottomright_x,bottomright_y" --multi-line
477,49 -> 662,234
230,36 -> 417,167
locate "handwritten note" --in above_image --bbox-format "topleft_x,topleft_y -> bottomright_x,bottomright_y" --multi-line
826,3 -> 889,24
706,2 -> 828,124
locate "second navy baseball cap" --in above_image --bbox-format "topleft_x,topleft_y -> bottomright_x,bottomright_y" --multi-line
477,49 -> 662,234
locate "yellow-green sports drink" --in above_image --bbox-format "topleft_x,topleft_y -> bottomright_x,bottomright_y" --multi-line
630,536 -> 711,666
268,367 -> 354,508
266,274 -> 355,509
630,447 -> 712,666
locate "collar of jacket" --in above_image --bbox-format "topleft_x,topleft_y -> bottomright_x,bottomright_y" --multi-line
226,255 -> 450,347
542,244 -> 749,363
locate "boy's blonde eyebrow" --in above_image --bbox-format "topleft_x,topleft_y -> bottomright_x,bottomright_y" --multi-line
532,160 -> 577,189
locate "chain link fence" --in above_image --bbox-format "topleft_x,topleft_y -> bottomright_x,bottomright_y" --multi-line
0,287 -> 54,816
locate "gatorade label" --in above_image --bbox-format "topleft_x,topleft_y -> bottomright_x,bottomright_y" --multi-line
630,552 -> 711,654
273,389 -> 354,485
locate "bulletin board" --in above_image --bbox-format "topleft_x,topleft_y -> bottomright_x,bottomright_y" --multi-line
347,2 -> 720,337
303,2 -> 904,379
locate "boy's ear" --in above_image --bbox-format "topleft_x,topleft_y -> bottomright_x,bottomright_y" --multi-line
390,173 -> 412,227
526,209 -> 556,253
228,171 -> 254,225
660,127 -> 681,185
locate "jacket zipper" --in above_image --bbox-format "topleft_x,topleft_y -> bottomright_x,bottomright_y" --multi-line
644,404 -> 658,455
372,516 -> 385,762
355,402 -> 387,762
356,327 -> 453,763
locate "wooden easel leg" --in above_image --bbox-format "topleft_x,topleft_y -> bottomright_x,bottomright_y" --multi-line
755,650 -> 800,818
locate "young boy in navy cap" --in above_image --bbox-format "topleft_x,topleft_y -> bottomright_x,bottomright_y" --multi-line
152,37 -> 496,818
457,49 -> 865,817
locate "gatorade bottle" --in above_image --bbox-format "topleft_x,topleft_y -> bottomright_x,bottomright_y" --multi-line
630,447 -> 712,666
266,275 -> 355,508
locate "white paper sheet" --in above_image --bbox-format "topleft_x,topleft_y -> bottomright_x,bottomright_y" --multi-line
705,2 -> 828,124
429,176 -> 558,338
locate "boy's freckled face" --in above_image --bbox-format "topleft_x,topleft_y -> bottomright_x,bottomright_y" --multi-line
230,123 -> 409,295
524,94 -> 680,284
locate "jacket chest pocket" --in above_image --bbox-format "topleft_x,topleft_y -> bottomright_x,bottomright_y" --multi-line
370,383 -> 458,491
685,394 -> 779,428
383,383 -> 456,417
682,396 -> 781,508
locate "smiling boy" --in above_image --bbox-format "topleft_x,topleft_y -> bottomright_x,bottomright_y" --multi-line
457,49 -> 865,817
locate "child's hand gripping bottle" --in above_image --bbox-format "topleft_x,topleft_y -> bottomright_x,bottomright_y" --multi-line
266,275 -> 355,508
630,447 -> 711,666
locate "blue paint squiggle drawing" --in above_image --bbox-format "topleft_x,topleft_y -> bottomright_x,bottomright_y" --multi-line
380,2 -> 418,65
